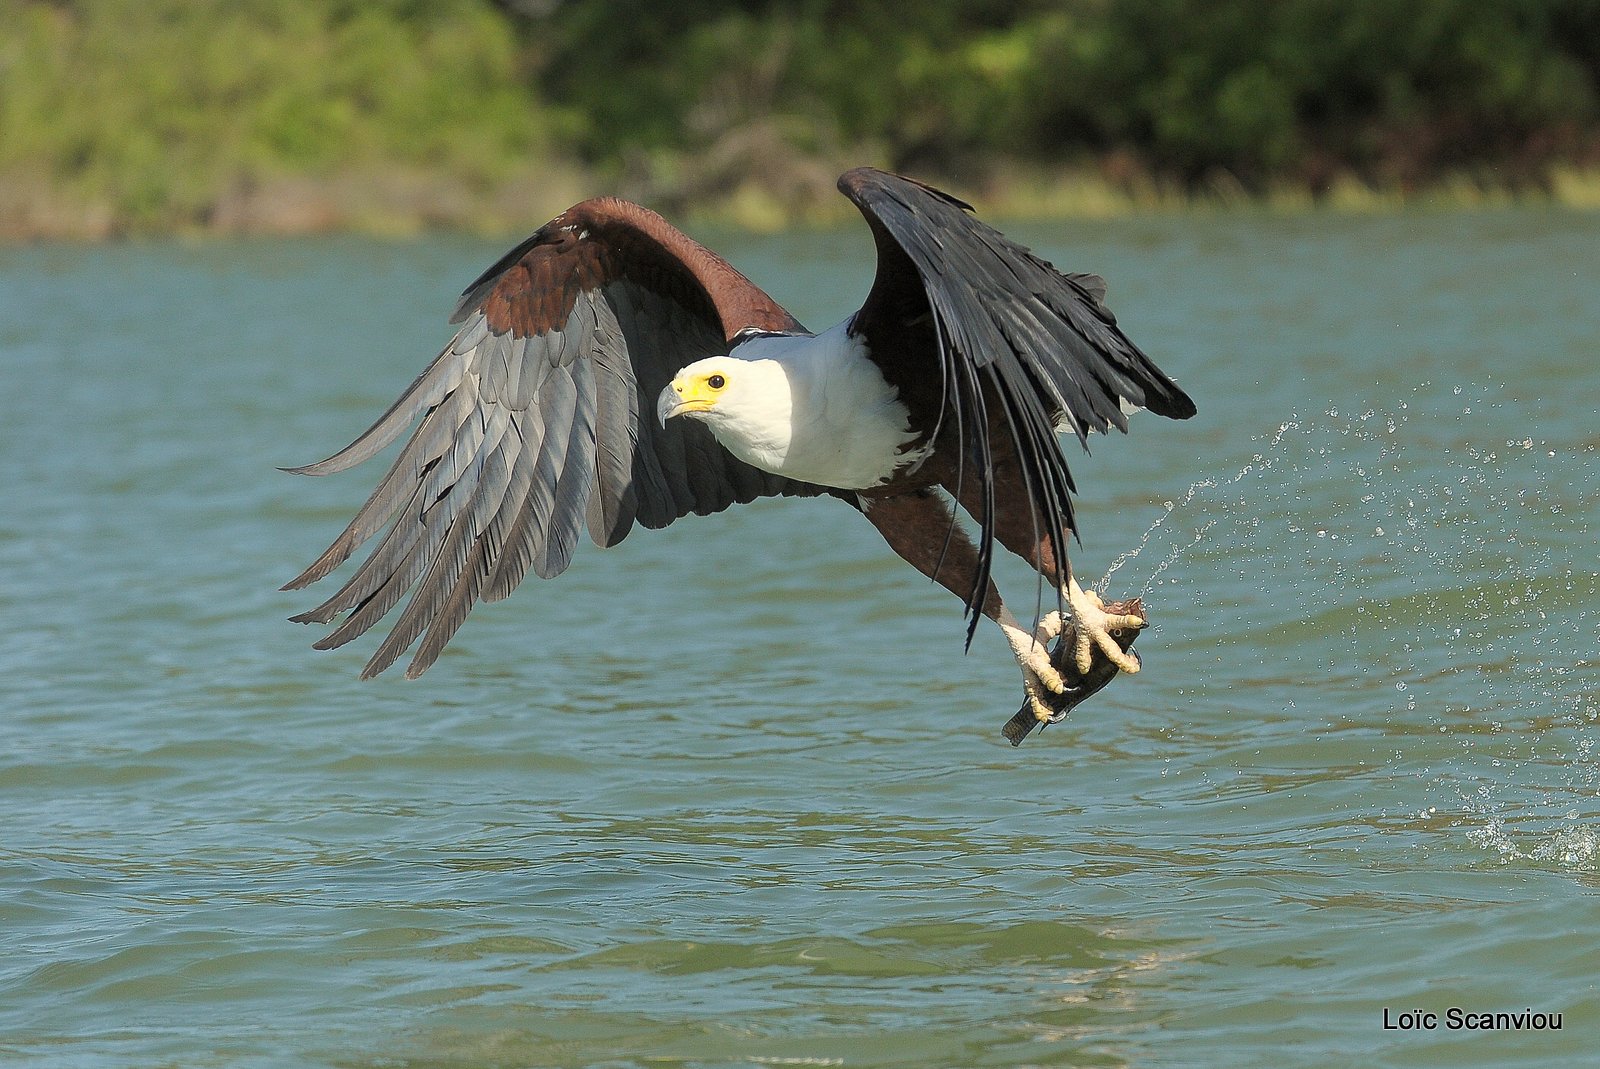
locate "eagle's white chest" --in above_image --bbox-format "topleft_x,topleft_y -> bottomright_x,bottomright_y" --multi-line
707,320 -> 923,490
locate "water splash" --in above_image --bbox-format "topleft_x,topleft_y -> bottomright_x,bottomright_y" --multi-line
1097,415 -> 1304,597
1092,378 -> 1599,871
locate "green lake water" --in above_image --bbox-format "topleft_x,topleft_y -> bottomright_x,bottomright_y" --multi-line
2,208 -> 1597,1067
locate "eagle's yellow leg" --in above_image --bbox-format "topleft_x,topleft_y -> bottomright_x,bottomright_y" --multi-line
1000,611 -> 1068,723
1036,578 -> 1145,675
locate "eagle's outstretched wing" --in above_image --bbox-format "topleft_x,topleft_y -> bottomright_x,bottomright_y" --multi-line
284,198 -> 826,678
838,167 -> 1196,638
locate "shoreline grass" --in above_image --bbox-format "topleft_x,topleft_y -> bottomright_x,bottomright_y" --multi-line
6,0 -> 1598,243
5,159 -> 1598,245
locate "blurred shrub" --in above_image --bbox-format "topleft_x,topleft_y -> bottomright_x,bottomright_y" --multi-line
0,0 -> 552,231
3,0 -> 1598,234
528,0 -> 1600,193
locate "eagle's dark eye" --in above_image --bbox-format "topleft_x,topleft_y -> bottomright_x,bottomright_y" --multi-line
707,374 -> 726,390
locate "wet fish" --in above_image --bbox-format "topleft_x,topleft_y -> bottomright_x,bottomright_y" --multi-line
1001,596 -> 1144,746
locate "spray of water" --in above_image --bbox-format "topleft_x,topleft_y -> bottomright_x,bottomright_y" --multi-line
1098,416 -> 1303,599
1090,379 -> 1597,870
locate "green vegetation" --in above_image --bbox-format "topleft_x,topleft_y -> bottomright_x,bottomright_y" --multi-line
0,0 -> 568,237
3,0 -> 1599,238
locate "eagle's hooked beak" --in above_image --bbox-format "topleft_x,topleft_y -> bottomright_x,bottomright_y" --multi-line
656,378 -> 713,427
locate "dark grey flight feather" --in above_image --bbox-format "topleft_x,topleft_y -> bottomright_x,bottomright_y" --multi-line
838,167 -> 1195,641
286,232 -> 827,676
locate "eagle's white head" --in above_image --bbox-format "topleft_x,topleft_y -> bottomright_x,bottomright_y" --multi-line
655,321 -> 922,489
656,352 -> 796,474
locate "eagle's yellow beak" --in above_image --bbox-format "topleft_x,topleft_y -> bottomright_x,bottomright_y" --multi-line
656,376 -> 718,426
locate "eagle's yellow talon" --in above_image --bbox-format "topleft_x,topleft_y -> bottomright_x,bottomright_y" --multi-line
1067,578 -> 1143,676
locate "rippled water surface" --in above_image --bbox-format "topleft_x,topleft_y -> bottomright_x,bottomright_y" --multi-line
2,209 -> 1597,1068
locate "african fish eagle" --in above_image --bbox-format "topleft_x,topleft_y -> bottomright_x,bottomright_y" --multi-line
284,168 -> 1196,734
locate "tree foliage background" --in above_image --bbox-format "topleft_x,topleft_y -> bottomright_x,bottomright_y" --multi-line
3,0 -> 1599,236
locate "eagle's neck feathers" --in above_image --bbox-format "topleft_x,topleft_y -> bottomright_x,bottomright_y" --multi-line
706,319 -> 925,489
